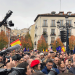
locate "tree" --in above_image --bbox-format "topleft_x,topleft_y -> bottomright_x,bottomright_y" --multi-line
69,35 -> 75,50
37,35 -> 48,51
0,31 -> 9,50
52,38 -> 64,51
21,32 -> 33,50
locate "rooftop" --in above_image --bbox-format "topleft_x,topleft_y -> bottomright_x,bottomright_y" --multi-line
34,11 -> 75,22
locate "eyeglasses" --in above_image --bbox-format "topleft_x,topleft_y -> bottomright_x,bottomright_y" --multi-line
20,60 -> 23,61
47,65 -> 53,66
55,60 -> 58,61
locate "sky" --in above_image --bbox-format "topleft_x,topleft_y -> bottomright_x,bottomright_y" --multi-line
0,0 -> 75,29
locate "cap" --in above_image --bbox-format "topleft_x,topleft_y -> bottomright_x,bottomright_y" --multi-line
30,60 -> 40,67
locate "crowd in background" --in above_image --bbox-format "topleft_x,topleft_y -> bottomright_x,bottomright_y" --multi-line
0,49 -> 75,75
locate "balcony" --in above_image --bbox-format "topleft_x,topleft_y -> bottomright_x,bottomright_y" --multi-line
42,24 -> 48,27
42,32 -> 48,37
50,25 -> 56,27
50,33 -> 56,36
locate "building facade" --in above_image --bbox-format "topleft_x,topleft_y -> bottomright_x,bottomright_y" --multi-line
11,28 -> 29,37
34,11 -> 75,49
29,24 -> 35,44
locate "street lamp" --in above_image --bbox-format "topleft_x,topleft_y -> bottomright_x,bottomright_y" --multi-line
57,16 -> 74,55
57,20 -> 60,26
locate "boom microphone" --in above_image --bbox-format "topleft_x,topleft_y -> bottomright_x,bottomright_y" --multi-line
7,44 -> 21,51
0,44 -> 21,55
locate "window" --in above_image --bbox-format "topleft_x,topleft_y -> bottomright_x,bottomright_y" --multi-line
43,28 -> 47,35
51,29 -> 55,35
68,20 -> 72,26
51,37 -> 55,43
51,20 -> 55,26
51,12 -> 56,15
60,20 -> 63,26
43,20 -> 47,26
43,28 -> 47,32
68,13 -> 71,15
60,13 -> 63,15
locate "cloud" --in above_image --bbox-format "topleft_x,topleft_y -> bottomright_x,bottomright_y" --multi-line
9,16 -> 35,29
0,0 -> 75,29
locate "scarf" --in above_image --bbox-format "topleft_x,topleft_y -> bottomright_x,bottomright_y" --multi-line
58,67 -> 67,73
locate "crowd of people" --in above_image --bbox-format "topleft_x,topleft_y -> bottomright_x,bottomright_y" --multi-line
0,48 -> 75,75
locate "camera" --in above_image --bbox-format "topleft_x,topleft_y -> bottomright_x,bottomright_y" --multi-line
0,67 -> 25,75
0,45 -> 25,75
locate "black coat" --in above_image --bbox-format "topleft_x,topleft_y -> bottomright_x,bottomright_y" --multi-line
53,63 -> 57,68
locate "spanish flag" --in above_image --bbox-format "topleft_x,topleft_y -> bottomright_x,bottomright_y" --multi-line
43,49 -> 44,52
46,49 -> 48,52
61,46 -> 65,52
10,39 -> 21,47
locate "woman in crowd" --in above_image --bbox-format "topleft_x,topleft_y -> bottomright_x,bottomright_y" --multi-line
58,60 -> 69,73
30,60 -> 41,73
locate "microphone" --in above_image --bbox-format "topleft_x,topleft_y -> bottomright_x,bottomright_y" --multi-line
7,44 -> 21,51
0,44 -> 21,55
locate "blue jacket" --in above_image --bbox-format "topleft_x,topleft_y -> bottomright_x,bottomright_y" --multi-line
42,66 -> 60,74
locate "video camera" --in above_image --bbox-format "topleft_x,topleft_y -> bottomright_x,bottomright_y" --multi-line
0,45 -> 26,75
5,54 -> 22,63
0,67 -> 25,75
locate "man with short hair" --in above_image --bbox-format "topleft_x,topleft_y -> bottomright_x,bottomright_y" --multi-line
40,53 -> 44,62
23,55 -> 30,62
23,56 -> 27,62
42,59 -> 59,74
53,57 -> 59,68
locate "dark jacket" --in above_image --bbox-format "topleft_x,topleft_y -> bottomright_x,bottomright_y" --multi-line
69,67 -> 75,74
53,63 -> 57,68
42,66 -> 60,74
42,66 -> 50,74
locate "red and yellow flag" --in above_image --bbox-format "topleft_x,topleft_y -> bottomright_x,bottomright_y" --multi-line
46,49 -> 48,52
43,49 -> 44,52
61,46 -> 65,52
10,39 -> 21,47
